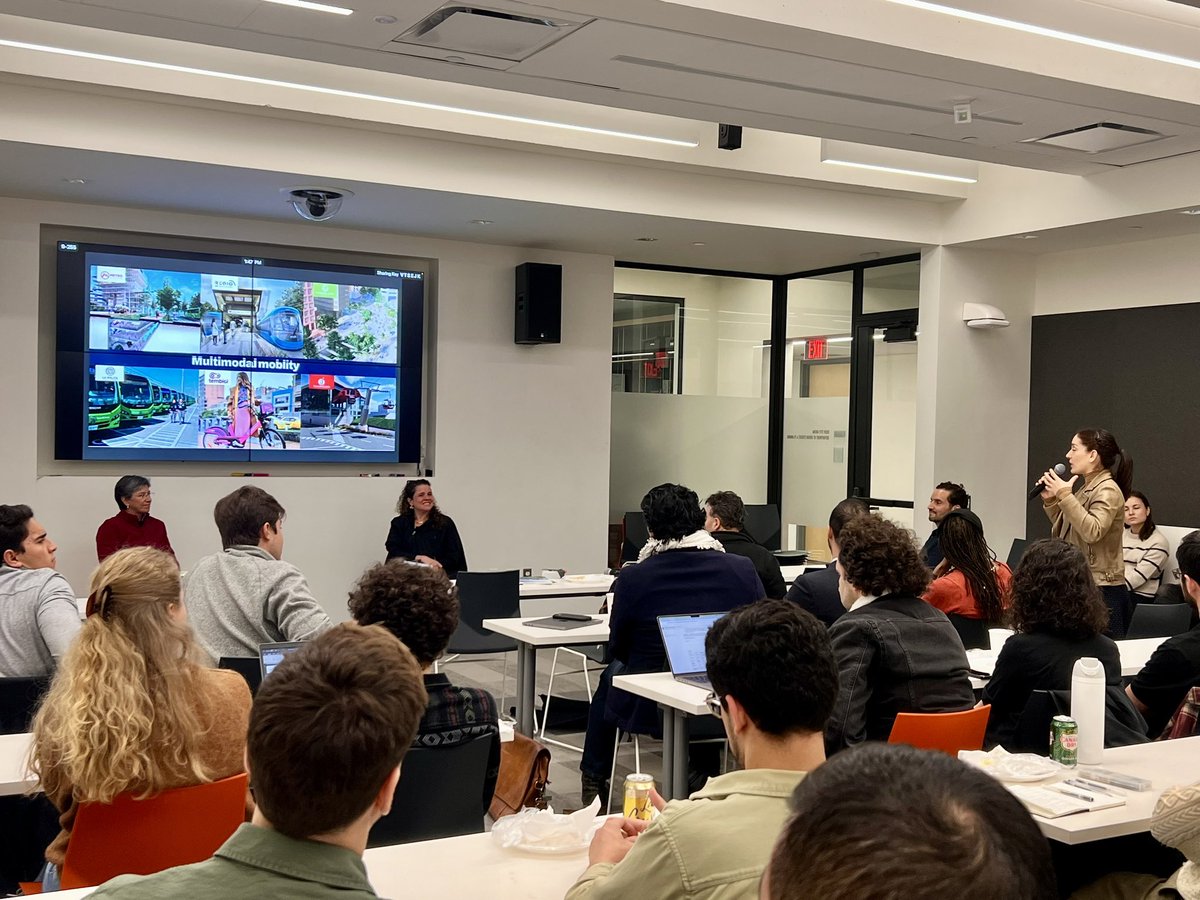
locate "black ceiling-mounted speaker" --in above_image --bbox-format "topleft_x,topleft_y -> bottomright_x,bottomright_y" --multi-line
515,262 -> 562,345
717,123 -> 743,150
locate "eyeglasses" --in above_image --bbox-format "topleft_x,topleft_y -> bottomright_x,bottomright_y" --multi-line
131,491 -> 152,499
704,692 -> 725,717
1174,569 -> 1190,584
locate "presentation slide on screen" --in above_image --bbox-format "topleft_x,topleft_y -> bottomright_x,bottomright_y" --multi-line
86,359 -> 398,455
87,264 -> 401,365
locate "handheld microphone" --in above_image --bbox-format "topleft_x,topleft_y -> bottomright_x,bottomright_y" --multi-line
1028,463 -> 1069,501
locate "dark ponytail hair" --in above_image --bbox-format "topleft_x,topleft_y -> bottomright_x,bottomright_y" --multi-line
1126,490 -> 1157,540
1075,428 -> 1133,498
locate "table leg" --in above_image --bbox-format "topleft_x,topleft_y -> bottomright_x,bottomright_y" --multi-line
661,707 -> 676,801
516,642 -> 536,736
672,712 -> 688,800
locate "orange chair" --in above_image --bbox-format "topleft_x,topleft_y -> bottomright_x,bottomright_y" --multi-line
22,772 -> 247,893
887,706 -> 991,755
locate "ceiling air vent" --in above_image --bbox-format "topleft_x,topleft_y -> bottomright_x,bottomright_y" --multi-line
1023,122 -> 1166,153
393,5 -> 584,62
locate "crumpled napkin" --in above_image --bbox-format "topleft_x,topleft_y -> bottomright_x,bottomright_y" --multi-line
492,797 -> 601,851
958,746 -> 1063,782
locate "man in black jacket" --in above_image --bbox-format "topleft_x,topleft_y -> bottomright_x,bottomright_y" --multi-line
704,491 -> 786,599
784,498 -> 870,627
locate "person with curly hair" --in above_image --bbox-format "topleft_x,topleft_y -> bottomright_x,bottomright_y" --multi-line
384,480 -> 467,578
982,539 -> 1120,749
348,560 -> 499,808
826,514 -> 974,754
29,547 -> 251,891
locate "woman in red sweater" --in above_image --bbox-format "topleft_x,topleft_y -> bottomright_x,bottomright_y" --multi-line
95,475 -> 176,562
923,508 -> 1011,624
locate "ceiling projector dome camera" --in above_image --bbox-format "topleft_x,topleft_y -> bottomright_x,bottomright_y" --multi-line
285,187 -> 352,222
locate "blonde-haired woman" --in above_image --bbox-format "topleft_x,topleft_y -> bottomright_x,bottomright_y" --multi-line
29,547 -> 251,890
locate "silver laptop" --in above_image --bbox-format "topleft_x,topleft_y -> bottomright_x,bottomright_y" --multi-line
657,613 -> 724,690
259,640 -> 305,680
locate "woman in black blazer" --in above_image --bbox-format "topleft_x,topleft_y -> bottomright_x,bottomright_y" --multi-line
384,479 -> 467,577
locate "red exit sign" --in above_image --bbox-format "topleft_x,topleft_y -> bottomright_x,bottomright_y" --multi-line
805,338 -> 828,361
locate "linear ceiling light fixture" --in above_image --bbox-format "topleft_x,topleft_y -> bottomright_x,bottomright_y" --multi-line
0,38 -> 699,148
262,0 -> 354,15
822,159 -> 977,183
886,0 -> 1200,71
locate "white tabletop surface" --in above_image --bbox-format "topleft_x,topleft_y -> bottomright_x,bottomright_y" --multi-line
967,636 -> 1167,680
41,827 -> 592,899
612,672 -> 712,716
518,575 -> 614,597
0,731 -> 35,796
483,614 -> 610,646
1027,735 -> 1200,844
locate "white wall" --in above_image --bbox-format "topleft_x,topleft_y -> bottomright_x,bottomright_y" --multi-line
915,246 -> 1037,553
3,198 -> 615,618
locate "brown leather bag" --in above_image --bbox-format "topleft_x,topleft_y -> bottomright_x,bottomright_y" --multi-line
489,732 -> 551,819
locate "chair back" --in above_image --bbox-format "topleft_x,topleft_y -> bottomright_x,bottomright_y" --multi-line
1006,538 -> 1029,570
888,706 -> 990,755
217,657 -> 262,696
743,504 -> 781,552
0,675 -> 50,735
946,615 -> 989,650
1011,687 -> 1150,755
60,773 -> 248,889
446,571 -> 519,655
621,512 -> 648,563
367,733 -> 493,847
1126,603 -> 1192,640
1153,584 -> 1186,605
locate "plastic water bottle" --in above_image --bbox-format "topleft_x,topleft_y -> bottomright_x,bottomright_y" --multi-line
1071,657 -> 1106,765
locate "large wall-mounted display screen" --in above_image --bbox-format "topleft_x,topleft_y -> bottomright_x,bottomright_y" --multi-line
55,240 -> 426,464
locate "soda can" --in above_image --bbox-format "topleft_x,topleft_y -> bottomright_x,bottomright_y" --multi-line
1051,715 -> 1079,767
623,773 -> 655,820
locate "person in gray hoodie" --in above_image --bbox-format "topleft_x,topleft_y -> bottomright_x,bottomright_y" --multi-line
184,487 -> 331,662
0,505 -> 81,676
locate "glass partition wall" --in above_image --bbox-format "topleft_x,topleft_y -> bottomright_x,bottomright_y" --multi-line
610,256 -> 919,553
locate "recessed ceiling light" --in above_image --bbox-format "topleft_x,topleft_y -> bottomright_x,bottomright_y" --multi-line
470,219 -> 493,225
823,159 -> 977,184
634,237 -> 658,242
62,177 -> 87,184
691,241 -> 706,247
886,0 -> 1200,71
263,0 -> 353,15
1180,208 -> 1200,216
0,38 -> 700,149
1014,234 -> 1039,240
373,14 -> 398,25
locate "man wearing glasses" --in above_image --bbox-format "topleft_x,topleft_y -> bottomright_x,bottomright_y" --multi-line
566,600 -> 837,900
96,475 -> 176,562
1127,531 -> 1200,737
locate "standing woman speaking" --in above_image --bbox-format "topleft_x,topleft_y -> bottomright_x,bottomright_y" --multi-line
1039,428 -> 1134,637
384,479 -> 467,577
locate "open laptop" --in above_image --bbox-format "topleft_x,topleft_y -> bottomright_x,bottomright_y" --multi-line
657,612 -> 724,690
259,640 -> 305,681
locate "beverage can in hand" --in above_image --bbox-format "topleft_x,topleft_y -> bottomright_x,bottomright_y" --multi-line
623,773 -> 655,820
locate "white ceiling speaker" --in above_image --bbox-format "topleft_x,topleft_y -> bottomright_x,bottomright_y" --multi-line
285,187 -> 352,222
962,302 -> 1010,329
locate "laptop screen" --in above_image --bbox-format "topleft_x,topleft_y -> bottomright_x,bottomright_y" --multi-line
259,641 -> 305,679
658,613 -> 724,677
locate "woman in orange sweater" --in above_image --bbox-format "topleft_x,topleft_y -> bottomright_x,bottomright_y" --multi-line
29,547 -> 251,891
923,508 -> 1011,626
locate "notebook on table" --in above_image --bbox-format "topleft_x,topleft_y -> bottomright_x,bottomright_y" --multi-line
259,640 -> 305,680
657,612 -> 725,691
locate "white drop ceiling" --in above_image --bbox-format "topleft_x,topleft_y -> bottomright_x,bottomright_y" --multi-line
3,0 -> 1200,266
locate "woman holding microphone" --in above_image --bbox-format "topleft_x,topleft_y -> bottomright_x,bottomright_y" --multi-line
1039,428 -> 1134,637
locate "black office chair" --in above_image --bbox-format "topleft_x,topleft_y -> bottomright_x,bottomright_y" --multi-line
0,676 -> 50,735
1009,687 -> 1150,753
1006,538 -> 1030,571
445,570 -> 520,711
743,504 -> 782,552
217,657 -> 262,696
367,733 -> 493,847
1126,603 -> 1193,640
621,511 -> 649,563
947,615 -> 990,651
